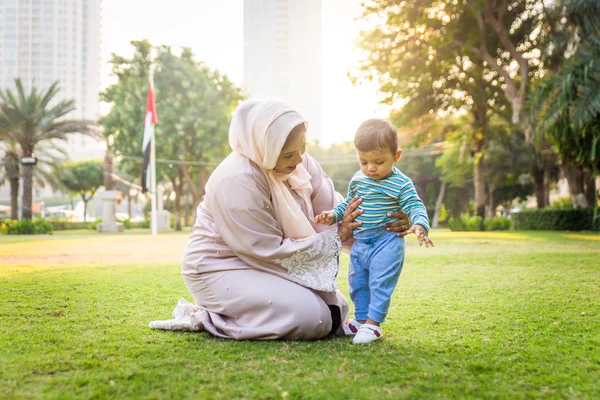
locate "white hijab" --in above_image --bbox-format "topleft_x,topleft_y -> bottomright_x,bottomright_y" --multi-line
229,99 -> 317,239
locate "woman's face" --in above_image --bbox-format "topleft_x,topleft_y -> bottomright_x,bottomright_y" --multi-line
273,125 -> 307,174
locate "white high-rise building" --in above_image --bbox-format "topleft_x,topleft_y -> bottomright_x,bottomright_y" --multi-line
0,0 -> 103,161
243,0 -> 323,142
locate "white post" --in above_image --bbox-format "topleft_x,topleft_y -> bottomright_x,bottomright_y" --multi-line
150,127 -> 158,236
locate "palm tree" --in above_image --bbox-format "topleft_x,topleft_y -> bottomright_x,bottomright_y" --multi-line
0,141 -> 67,220
0,143 -> 20,220
0,79 -> 96,220
530,0 -> 600,208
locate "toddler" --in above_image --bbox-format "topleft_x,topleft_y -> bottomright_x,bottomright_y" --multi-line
316,119 -> 433,344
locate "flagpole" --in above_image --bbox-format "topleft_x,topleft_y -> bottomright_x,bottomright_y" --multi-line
150,126 -> 158,236
149,70 -> 158,237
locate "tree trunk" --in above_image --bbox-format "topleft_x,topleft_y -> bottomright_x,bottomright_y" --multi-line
432,180 -> 447,229
127,192 -> 132,218
583,167 -> 596,207
486,183 -> 495,218
415,182 -> 428,210
180,165 -> 210,223
184,193 -> 191,227
104,150 -> 114,190
543,172 -> 551,209
173,175 -> 183,232
473,142 -> 486,230
562,163 -> 589,208
82,195 -> 88,223
21,163 -> 33,220
532,163 -> 547,208
9,178 -> 19,220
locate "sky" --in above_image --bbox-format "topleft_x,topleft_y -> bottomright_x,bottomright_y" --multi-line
101,0 -> 391,146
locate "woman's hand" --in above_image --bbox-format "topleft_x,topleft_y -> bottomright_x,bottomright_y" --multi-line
337,196 -> 363,242
385,210 -> 411,237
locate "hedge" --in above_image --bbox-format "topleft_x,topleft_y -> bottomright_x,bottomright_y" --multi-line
51,221 -> 90,230
511,208 -> 598,231
0,218 -> 53,235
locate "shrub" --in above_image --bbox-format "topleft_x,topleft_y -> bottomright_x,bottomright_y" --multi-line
90,218 -> 102,230
547,197 -> 573,209
122,219 -> 132,229
51,221 -> 90,230
0,218 -> 53,235
484,216 -> 512,231
511,208 -> 597,231
132,220 -> 150,229
448,213 -> 483,231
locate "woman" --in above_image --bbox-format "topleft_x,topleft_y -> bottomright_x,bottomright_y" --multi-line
150,99 -> 411,340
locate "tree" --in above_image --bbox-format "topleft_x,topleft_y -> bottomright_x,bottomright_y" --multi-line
100,41 -> 243,230
530,0 -> 600,207
355,0 -> 511,226
0,79 -> 96,219
356,0 -> 568,210
0,144 -> 19,220
0,140 -> 68,221
56,160 -> 104,222
484,128 -> 537,215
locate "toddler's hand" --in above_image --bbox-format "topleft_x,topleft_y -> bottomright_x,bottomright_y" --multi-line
315,211 -> 335,225
411,225 -> 434,248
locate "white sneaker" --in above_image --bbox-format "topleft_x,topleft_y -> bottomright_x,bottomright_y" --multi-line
352,324 -> 383,344
342,319 -> 363,336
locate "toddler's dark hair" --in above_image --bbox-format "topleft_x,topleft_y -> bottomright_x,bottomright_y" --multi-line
354,119 -> 398,154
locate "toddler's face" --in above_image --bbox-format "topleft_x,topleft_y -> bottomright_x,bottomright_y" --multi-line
357,147 -> 402,180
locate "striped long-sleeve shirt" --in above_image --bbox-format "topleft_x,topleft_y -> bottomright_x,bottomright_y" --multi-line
332,167 -> 430,233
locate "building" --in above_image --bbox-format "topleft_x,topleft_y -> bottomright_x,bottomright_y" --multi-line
243,0 -> 323,142
0,0 -> 104,161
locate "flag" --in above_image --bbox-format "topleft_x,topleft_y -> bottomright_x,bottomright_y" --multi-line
141,80 -> 158,193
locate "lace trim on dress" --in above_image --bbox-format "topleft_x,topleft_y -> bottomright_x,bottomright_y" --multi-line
273,229 -> 341,292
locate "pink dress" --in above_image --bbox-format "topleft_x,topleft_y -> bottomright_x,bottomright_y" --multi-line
172,152 -> 349,340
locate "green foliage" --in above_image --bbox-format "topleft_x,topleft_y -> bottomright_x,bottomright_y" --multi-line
530,0 -> 600,170
450,213 -> 512,231
484,217 -> 512,231
448,214 -> 483,232
547,197 -> 574,209
512,209 -> 597,231
100,41 -> 243,201
133,219 -> 151,229
0,78 -> 97,219
90,218 -> 132,230
56,160 -> 104,197
0,218 -> 52,235
55,160 -> 104,222
51,221 -> 90,231
89,218 -> 102,230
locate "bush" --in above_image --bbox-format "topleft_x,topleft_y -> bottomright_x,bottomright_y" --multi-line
547,197 -> 573,209
484,216 -> 512,231
0,218 -> 53,235
448,214 -> 483,231
89,218 -> 102,230
512,208 -> 597,231
132,220 -> 150,229
51,221 -> 90,230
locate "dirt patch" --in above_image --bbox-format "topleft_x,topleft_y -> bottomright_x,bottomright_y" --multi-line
1,235 -> 188,267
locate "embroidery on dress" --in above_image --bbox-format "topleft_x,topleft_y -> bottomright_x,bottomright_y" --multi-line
273,229 -> 341,291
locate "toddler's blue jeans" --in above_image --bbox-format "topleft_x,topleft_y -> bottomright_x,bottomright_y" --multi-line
349,227 -> 405,323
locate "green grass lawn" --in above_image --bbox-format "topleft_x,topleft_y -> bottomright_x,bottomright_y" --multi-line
1,230 -> 599,399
